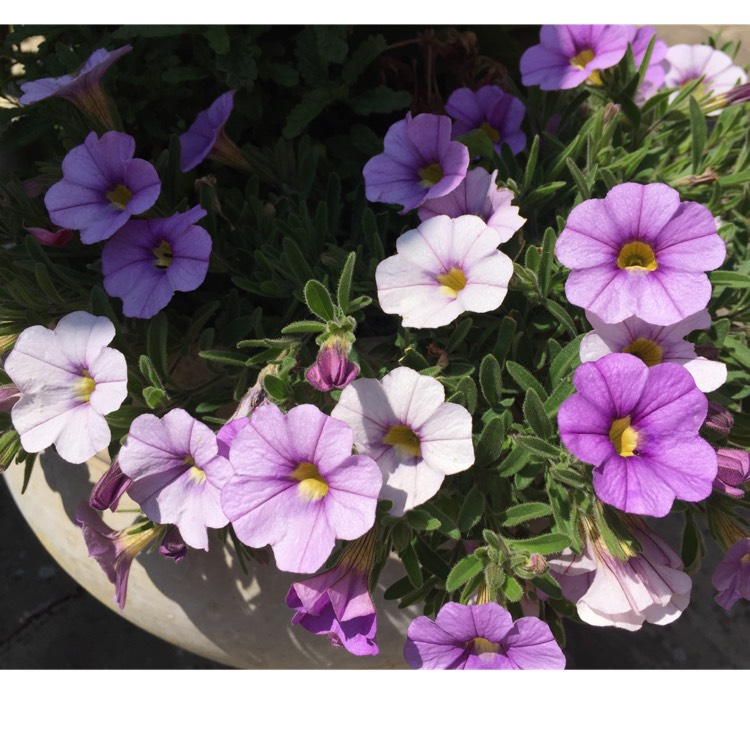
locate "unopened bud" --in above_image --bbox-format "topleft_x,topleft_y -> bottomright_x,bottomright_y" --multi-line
89,457 -> 132,511
705,402 -> 734,434
714,449 -> 750,499
305,339 -> 359,392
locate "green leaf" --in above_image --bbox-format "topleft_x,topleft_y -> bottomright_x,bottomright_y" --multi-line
506,361 -> 547,399
405,508 -> 441,532
515,436 -> 559,461
523,134 -> 540,190
281,320 -> 327,335
725,338 -> 750,370
138,355 -> 164,390
455,376 -> 477,414
456,128 -> 495,164
493,317 -> 517,363
349,86 -> 412,115
475,416 -> 506,464
446,317 -> 474,352
446,555 -> 485,592
479,353 -> 503,407
263,374 -> 289,402
566,158 -> 590,199
550,335 -> 583,383
458,486 -> 485,532
342,34 -> 386,85
198,350 -> 249,367
303,279 -> 336,322
500,502 -> 554,527
689,96 -> 707,174
501,575 -> 524,603
681,511 -> 705,575
401,543 -> 423,588
534,572 -> 563,599
523,389 -> 553,439
383,575 -> 413,601
507,533 -> 570,555
497,443 -> 532,477
336,252 -> 356,313
542,298 -> 577,337
143,386 -> 167,410
719,169 -> 750,187
283,87 -> 339,139
710,271 -> 750,289
538,227 -> 556,296
147,313 -> 169,377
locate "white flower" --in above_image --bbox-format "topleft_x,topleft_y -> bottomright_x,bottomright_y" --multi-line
331,367 -> 474,516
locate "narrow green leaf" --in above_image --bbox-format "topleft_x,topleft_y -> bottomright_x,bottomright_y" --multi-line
446,317 -> 474,352
501,575 -> 524,603
147,313 -> 169,377
479,353 -> 504,407
507,533 -> 571,555
138,355 -> 164,390
383,575 -> 413,601
542,298 -> 577,337
566,158 -> 590,199
506,360 -> 547,399
401,543 -> 423,588
281,320 -> 327,335
725,338 -> 750,370
303,279 -> 336,321
516,436 -> 559,461
550,335 -> 583,383
198,350 -> 249,367
710,271 -> 750,289
263,374 -> 289,402
446,555 -> 485,592
497,443 -> 532,477
405,508 -> 441,532
534,572 -> 563,599
336,252 -> 356,313
458,486 -> 485,532
681,511 -> 705,575
493,317 -> 517,363
500,502 -> 554,527
523,389 -> 553,439
523,134 -> 540,190
538,227 -> 556,296
475,416 -> 506,464
689,96 -> 707,174
143,386 -> 167,409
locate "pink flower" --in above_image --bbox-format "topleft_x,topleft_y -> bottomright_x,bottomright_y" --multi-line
712,538 -> 750,610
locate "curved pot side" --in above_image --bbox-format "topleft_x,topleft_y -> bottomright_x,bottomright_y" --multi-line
4,451 -> 416,669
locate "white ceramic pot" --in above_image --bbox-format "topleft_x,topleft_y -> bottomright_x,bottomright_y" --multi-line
4,450 -> 417,668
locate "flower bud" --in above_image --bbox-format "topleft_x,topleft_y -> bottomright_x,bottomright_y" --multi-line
305,339 -> 359,392
26,226 -> 74,247
159,527 -> 187,563
89,457 -> 132,511
713,449 -> 750,499
705,402 -> 734,434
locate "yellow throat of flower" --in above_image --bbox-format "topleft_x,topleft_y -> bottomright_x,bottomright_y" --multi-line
383,425 -> 422,458
436,267 -> 467,298
290,462 -> 329,501
609,416 -> 639,457
75,369 -> 96,402
617,241 -> 658,272
469,637 -> 502,655
183,455 -> 207,484
479,121 -> 501,143
153,239 -> 174,269
418,162 -> 444,188
569,48 -> 603,86
623,337 -> 664,367
106,183 -> 133,210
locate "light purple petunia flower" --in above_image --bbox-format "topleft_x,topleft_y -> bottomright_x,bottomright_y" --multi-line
4,311 -> 128,464
712,538 -> 750,610
376,214 -> 514,329
444,86 -> 526,155
331,367 -> 474,516
285,531 -> 378,656
101,205 -> 211,319
558,353 -> 717,517
556,182 -> 726,326
713,449 -> 750,499
579,309 -> 727,393
404,601 -> 565,670
363,112 -> 470,213
520,25 -> 633,90
179,91 -> 248,172
221,402 -> 383,574
417,167 -> 526,241
45,131 -> 161,245
305,339 -> 360,393
118,409 -> 233,551
548,518 -> 691,630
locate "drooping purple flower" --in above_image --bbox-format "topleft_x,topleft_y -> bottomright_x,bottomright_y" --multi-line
705,402 -> 734,434
158,527 -> 188,563
558,353 -> 717,517
444,86 -> 526,155
305,339 -> 360,392
101,205 -> 211,319
712,538 -> 750,610
221,403 -> 383,574
556,182 -> 726,325
89,456 -> 132,511
19,45 -> 132,129
417,167 -> 526,242
0,384 -> 20,413
26,226 -> 74,247
45,131 -> 161,245
118,409 -> 233,550
363,113 -> 470,213
520,25 -> 633,90
579,309 -> 727,392
179,91 -> 248,172
548,518 -> 691,630
404,601 -> 565,670
4,311 -> 128,464
286,530 -> 379,656
713,449 -> 750,499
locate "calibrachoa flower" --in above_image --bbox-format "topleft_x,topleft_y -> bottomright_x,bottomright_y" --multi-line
556,182 -> 726,325
179,91 -> 248,172
548,518 -> 691,631
331,367 -> 474,516
26,226 -> 74,247
631,26 -> 669,103
558,353 -> 717,517
118,409 -> 233,550
89,456 -> 131,511
45,131 -> 161,245
713,449 -> 750,498
417,167 -> 526,241
664,44 -> 748,105
444,86 -> 526,155
363,112 -> 470,213
285,530 -> 379,656
101,205 -> 212,319
705,402 -> 734,434
712,538 -> 750,610
520,25 -> 633,90
579,309 -> 727,393
376,214 -> 514,329
221,403 -> 382,574
4,311 -> 127,464
305,338 -> 359,392
404,602 -> 565,670
158,527 -> 188,563
19,45 -> 131,129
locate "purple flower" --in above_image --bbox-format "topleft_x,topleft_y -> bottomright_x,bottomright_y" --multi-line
579,309 -> 727,393
101,206 -> 211,319
404,602 -> 565,670
45,131 -> 161,245
630,27 -> 669,103
444,86 -> 526,155
286,531 -> 378,656
221,403 -> 383,574
19,45 -> 131,129
89,456 -> 132,511
180,91 -> 248,172
26,226 -> 74,247
520,25 -> 633,90
705,402 -> 734,434
158,527 -> 188,563
305,339 -> 360,392
118,409 -> 233,550
0,384 -> 20,413
558,353 -> 717,517
713,449 -> 750,498
417,167 -> 526,242
363,113 -> 470,213
548,518 -> 691,630
4,311 -> 128,464
712,538 -> 750,610
556,182 -> 725,325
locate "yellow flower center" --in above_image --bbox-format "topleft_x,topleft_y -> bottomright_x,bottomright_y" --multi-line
418,162 -> 444,188
617,241 -> 658,272
680,78 -> 706,98
623,337 -> 664,367
569,48 -> 603,86
383,425 -> 421,458
183,455 -> 206,484
469,637 -> 502,655
290,462 -> 329,502
609,416 -> 639,457
75,369 -> 96,402
479,121 -> 501,143
436,267 -> 467,298
106,183 -> 133,210
153,239 -> 174,269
